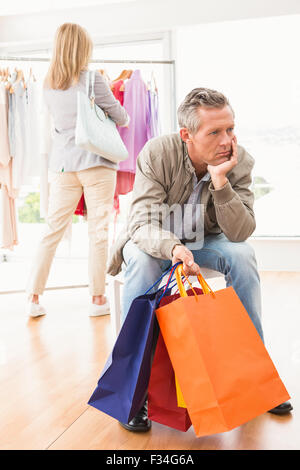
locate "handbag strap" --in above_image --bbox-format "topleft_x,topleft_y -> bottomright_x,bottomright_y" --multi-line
85,71 -> 90,96
85,70 -> 96,99
90,70 -> 95,99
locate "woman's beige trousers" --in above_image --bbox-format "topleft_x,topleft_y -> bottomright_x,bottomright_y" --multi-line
26,166 -> 116,296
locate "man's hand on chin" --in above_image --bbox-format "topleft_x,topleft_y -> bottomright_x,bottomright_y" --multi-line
208,136 -> 238,190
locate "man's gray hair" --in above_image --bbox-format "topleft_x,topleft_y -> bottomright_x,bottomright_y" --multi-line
177,87 -> 234,134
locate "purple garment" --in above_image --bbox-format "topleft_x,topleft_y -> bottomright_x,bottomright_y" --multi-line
147,89 -> 161,140
118,70 -> 149,173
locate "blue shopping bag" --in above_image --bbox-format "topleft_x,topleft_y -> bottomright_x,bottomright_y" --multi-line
87,263 -> 180,424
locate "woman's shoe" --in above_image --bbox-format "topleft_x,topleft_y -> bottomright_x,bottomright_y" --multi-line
89,300 -> 110,317
26,302 -> 47,318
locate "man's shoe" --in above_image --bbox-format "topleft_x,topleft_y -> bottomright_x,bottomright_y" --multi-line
119,402 -> 152,433
268,401 -> 293,415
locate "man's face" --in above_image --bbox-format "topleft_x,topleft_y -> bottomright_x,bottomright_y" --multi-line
182,105 -> 235,166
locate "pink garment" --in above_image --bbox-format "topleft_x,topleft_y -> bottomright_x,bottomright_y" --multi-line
0,159 -> 18,250
118,70 -> 149,173
0,85 -> 11,167
113,171 -> 135,213
111,79 -> 124,106
1,174 -> 18,250
116,171 -> 135,195
112,78 -> 135,211
0,85 -> 18,250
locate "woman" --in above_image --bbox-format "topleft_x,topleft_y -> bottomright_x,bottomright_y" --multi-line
26,23 -> 129,317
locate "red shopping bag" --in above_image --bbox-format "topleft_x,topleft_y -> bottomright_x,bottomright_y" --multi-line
148,332 -> 192,432
148,287 -> 203,432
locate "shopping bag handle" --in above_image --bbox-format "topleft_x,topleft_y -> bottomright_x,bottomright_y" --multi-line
144,261 -> 182,296
157,263 -> 180,304
175,264 -> 215,299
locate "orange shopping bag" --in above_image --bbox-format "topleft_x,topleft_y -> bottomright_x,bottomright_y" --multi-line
155,265 -> 290,437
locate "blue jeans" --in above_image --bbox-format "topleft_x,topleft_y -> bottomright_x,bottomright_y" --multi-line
121,233 -> 264,342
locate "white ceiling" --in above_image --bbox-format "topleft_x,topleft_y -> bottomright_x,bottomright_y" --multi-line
0,0 -> 136,17
1,0 -> 300,50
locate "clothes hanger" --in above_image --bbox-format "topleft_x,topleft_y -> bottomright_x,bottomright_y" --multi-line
118,69 -> 133,91
27,67 -> 36,83
4,68 -> 14,90
0,68 -> 7,82
113,69 -> 133,83
113,69 -> 128,82
98,68 -> 111,83
9,68 -> 25,93
4,68 -> 9,84
151,70 -> 158,93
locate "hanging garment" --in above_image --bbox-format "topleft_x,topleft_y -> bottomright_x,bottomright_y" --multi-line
24,77 -> 40,180
74,193 -> 86,216
111,79 -> 124,106
115,171 -> 135,195
0,84 -> 11,167
8,71 -> 17,158
0,83 -> 18,250
11,81 -> 27,191
113,171 -> 135,214
8,75 -> 41,188
118,69 -> 150,173
111,77 -> 134,212
0,168 -> 18,250
147,88 -> 161,140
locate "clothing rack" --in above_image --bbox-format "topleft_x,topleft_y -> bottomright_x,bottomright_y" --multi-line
0,55 -> 177,291
0,56 -> 174,64
0,56 -> 177,130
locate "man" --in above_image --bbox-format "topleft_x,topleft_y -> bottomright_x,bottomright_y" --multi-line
107,88 -> 292,432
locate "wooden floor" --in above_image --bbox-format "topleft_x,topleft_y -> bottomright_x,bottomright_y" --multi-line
0,272 -> 299,450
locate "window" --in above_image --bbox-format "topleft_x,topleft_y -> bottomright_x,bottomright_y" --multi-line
176,15 -> 300,237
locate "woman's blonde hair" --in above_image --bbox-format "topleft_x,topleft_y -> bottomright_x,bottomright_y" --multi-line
45,23 -> 93,90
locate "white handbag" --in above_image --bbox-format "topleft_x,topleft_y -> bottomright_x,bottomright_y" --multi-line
75,70 -> 129,163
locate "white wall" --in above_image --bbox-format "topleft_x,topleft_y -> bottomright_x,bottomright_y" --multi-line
1,0 -> 300,52
248,239 -> 300,272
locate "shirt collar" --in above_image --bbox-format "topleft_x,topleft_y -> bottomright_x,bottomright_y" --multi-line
182,141 -> 210,181
183,141 -> 211,182
183,141 -> 195,175
191,171 -> 210,189
201,172 -> 211,181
